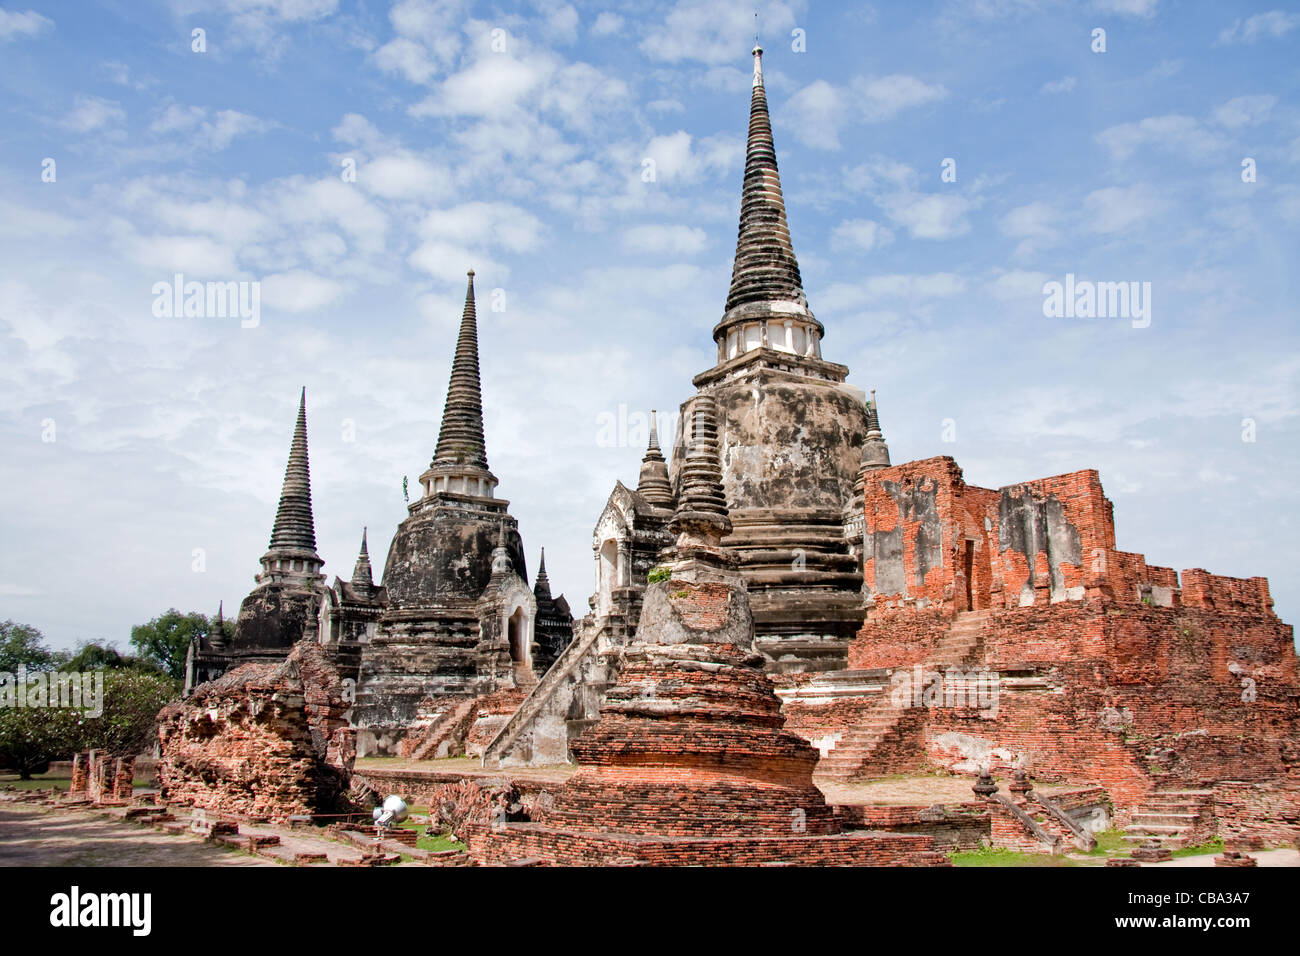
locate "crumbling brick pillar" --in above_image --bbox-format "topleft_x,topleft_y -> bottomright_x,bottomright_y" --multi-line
68,752 -> 90,798
112,756 -> 136,801
87,752 -> 108,803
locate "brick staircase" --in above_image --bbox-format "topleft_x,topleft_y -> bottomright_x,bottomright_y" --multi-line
812,610 -> 991,782
1123,790 -> 1217,849
812,701 -> 912,780
930,609 -> 991,665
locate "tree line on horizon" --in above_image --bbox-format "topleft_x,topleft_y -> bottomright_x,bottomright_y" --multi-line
0,609 -> 231,779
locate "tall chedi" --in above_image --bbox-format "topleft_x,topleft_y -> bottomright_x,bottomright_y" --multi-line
353,271 -> 550,757
233,388 -> 325,653
189,388 -> 327,685
673,45 -> 875,672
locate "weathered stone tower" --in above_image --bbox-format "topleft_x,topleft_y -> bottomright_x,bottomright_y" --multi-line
317,528 -> 386,684
352,272 -> 566,755
673,46 -> 874,673
189,388 -> 326,688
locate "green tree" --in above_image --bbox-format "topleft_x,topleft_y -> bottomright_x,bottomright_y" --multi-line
129,609 -> 221,680
0,697 -> 81,778
63,641 -> 165,675
0,620 -> 56,673
78,670 -> 181,756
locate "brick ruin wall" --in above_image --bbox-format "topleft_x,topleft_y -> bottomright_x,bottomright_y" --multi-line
860,458 -> 1274,618
832,594 -> 1300,815
156,640 -> 356,823
840,457 -> 1299,827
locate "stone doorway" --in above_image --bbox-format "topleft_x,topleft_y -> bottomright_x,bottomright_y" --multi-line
962,540 -> 975,611
598,538 -> 619,614
507,606 -> 532,684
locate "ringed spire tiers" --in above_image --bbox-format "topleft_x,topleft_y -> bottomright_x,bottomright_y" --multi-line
420,270 -> 500,501
260,387 -> 323,579
706,45 -> 837,382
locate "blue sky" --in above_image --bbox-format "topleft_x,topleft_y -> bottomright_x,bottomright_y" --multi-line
1,0 -> 1297,651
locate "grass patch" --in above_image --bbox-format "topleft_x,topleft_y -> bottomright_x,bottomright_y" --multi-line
951,846 -> 1077,867
417,833 -> 466,853
1084,828 -> 1131,856
0,773 -> 71,791
397,817 -> 466,854
1171,837 -> 1224,858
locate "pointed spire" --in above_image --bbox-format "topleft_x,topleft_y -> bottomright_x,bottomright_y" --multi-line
533,548 -> 553,603
861,390 -> 891,471
669,396 -> 732,554
725,45 -> 806,315
351,527 -> 374,590
433,271 -> 489,470
636,409 -> 674,506
210,600 -> 226,651
266,387 -> 320,559
491,518 -> 513,575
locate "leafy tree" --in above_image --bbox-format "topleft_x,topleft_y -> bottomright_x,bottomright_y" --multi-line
0,697 -> 81,778
129,609 -> 223,680
63,641 -> 164,675
78,670 -> 181,756
0,620 -> 56,673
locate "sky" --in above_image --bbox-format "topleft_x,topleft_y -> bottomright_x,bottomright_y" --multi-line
1,0 -> 1297,652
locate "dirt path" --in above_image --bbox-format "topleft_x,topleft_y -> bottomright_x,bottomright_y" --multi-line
0,804 -> 274,867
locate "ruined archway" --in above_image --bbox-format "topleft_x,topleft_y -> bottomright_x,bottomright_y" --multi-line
598,538 -> 619,614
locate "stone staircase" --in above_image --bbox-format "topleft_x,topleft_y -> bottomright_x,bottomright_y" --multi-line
400,698 -> 478,760
812,610 -> 991,782
1123,790 -> 1217,849
481,618 -> 614,768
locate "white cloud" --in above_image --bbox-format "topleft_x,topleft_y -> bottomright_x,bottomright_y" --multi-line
999,201 -> 1060,257
1084,184 -> 1162,234
786,74 -> 947,150
641,0 -> 798,64
373,36 -> 438,84
1210,95 -> 1276,129
990,269 -> 1052,299
1218,10 -> 1300,45
1096,114 -> 1224,161
260,269 -> 344,312
819,272 -> 966,311
371,0 -> 469,82
1092,0 -> 1157,17
855,74 -> 948,122
591,12 -> 624,37
1040,76 -> 1076,94
419,201 -> 543,253
361,153 -> 453,200
785,80 -> 845,149
621,224 -> 709,256
641,130 -> 739,182
830,218 -> 894,253
0,8 -> 52,41
123,231 -> 241,276
150,103 -> 269,150
62,95 -> 125,133
881,193 -> 976,240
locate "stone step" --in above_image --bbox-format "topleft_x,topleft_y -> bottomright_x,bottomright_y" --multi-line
1141,799 -> 1211,813
1132,811 -> 1202,825
1124,824 -> 1189,836
1122,834 -> 1191,848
